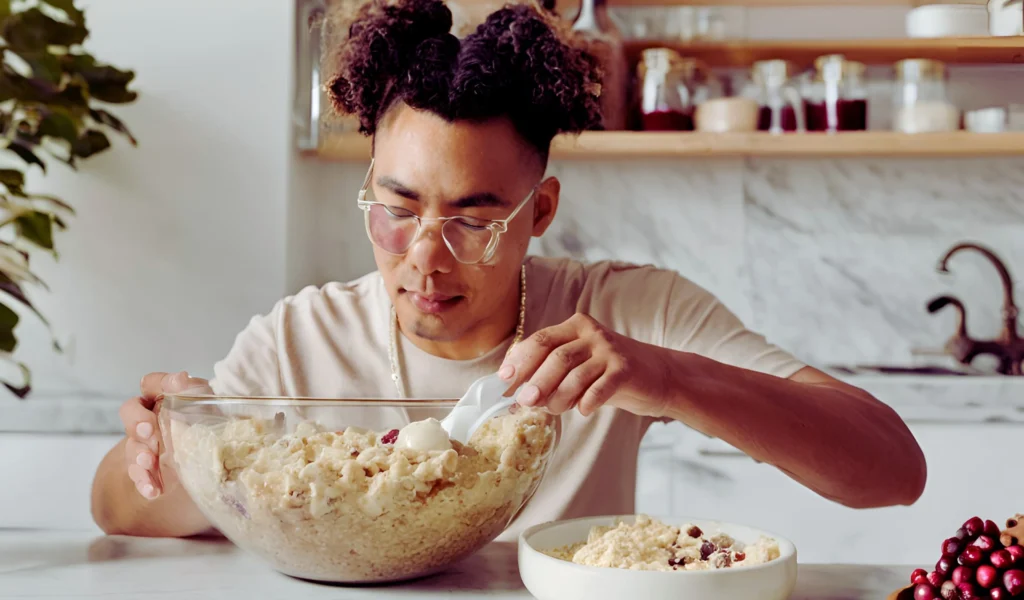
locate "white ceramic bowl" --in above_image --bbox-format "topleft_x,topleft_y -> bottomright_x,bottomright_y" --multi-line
906,4 -> 991,37
519,515 -> 798,600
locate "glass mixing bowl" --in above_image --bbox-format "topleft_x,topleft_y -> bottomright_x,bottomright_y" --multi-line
159,393 -> 560,583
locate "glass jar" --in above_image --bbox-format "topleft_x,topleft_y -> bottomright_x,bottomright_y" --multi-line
573,0 -> 628,130
637,49 -> 718,131
892,59 -> 960,133
804,54 -> 868,132
750,60 -> 806,134
989,0 -> 1023,36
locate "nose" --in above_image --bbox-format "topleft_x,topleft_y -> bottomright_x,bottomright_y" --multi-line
406,219 -> 456,276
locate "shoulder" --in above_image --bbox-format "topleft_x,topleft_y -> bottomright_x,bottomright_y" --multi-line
211,271 -> 389,396
528,256 -> 689,292
529,256 -> 699,307
270,271 -> 388,325
226,271 -> 389,351
528,256 -> 704,343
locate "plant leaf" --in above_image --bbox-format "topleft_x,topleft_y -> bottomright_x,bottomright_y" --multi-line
59,54 -> 137,104
0,302 -> 20,353
0,242 -> 30,266
15,211 -> 54,250
2,8 -> 88,51
40,0 -> 85,26
0,243 -> 47,289
21,51 -> 63,83
71,129 -> 110,158
89,108 -> 136,145
5,142 -> 46,172
39,107 -> 80,146
0,169 -> 25,194
0,353 -> 32,399
0,272 -> 50,327
28,194 -> 75,214
0,2 -> 11,22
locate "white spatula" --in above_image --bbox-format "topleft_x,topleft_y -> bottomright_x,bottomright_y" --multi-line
439,373 -> 522,443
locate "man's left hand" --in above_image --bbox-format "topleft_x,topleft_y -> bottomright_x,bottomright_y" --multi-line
498,313 -> 669,417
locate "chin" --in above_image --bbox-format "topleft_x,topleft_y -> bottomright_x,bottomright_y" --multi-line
398,302 -> 468,342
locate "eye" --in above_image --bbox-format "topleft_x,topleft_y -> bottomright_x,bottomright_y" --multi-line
383,205 -> 417,219
453,217 -> 490,231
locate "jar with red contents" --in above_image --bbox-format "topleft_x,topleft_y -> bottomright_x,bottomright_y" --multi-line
804,54 -> 869,132
750,60 -> 806,134
637,48 -> 717,131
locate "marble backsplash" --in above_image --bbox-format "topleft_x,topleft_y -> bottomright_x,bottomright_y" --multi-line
532,156 -> 1024,371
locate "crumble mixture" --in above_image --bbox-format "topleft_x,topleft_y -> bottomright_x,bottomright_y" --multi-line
169,408 -> 554,582
545,514 -> 781,571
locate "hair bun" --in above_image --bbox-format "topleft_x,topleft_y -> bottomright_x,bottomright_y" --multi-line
328,0 -> 603,157
328,0 -> 455,133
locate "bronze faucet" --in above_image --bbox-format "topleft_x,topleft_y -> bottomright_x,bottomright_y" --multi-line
927,242 -> 1023,375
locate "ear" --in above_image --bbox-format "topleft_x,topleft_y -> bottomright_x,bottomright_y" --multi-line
531,177 -> 559,237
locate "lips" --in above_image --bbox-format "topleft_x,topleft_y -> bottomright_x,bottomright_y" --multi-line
404,290 -> 464,314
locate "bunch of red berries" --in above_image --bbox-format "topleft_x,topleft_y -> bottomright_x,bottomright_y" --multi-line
909,517 -> 1024,600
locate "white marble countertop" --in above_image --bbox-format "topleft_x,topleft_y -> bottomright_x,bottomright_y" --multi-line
0,529 -> 912,599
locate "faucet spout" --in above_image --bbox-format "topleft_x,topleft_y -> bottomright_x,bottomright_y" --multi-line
937,242 -> 1019,339
929,242 -> 1024,375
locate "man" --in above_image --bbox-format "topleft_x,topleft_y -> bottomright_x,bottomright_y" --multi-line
91,0 -> 926,539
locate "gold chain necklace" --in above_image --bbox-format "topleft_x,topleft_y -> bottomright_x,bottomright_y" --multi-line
388,264 -> 527,399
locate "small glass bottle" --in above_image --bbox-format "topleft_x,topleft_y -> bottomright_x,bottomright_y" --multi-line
750,60 -> 806,134
892,59 -> 960,134
804,54 -> 869,132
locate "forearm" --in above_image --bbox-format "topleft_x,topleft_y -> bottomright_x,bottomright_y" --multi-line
90,438 -> 213,538
656,351 -> 926,509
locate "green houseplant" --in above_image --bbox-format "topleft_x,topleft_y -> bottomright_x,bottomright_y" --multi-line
0,0 -> 137,397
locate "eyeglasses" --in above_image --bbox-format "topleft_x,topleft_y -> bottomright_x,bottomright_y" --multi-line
356,159 -> 536,265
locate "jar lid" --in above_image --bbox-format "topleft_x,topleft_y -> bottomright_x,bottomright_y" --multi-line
640,48 -> 684,72
638,48 -> 709,81
895,58 -> 947,80
751,59 -> 796,85
813,54 -> 866,81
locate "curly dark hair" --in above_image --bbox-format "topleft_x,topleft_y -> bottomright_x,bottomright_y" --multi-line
328,0 -> 603,159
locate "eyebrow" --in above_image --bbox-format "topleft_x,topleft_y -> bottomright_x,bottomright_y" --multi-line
375,175 -> 511,209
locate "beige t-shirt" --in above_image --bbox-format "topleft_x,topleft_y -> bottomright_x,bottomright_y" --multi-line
210,256 -> 804,541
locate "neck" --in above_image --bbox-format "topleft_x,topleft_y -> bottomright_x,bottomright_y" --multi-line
398,270 -> 523,361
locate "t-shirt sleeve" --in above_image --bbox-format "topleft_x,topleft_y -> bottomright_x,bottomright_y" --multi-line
209,306 -> 284,397
662,272 -> 805,379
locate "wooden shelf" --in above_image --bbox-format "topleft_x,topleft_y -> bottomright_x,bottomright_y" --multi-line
601,0 -> 917,5
623,37 -> 1024,68
312,131 -> 1024,160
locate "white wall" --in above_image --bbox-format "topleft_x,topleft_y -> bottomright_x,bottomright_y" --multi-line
5,0 -> 293,409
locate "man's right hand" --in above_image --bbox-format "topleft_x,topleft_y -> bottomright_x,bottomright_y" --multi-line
120,371 -> 211,500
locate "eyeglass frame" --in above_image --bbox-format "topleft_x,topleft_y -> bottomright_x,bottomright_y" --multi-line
356,158 -> 538,265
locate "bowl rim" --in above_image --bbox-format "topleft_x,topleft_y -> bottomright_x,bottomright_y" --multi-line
519,514 -> 797,577
164,393 -> 459,408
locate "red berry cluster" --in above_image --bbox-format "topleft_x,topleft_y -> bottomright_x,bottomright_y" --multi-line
381,429 -> 399,445
910,517 -> 1024,599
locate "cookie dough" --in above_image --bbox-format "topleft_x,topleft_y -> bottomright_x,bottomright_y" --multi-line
169,407 -> 555,582
545,515 -> 781,571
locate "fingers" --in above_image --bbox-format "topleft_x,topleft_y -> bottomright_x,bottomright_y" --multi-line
120,396 -> 159,454
140,372 -> 170,401
578,370 -> 626,417
499,321 -> 579,395
164,371 -> 212,395
516,339 -> 592,411
545,359 -> 606,416
140,371 -> 211,400
125,438 -> 160,499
